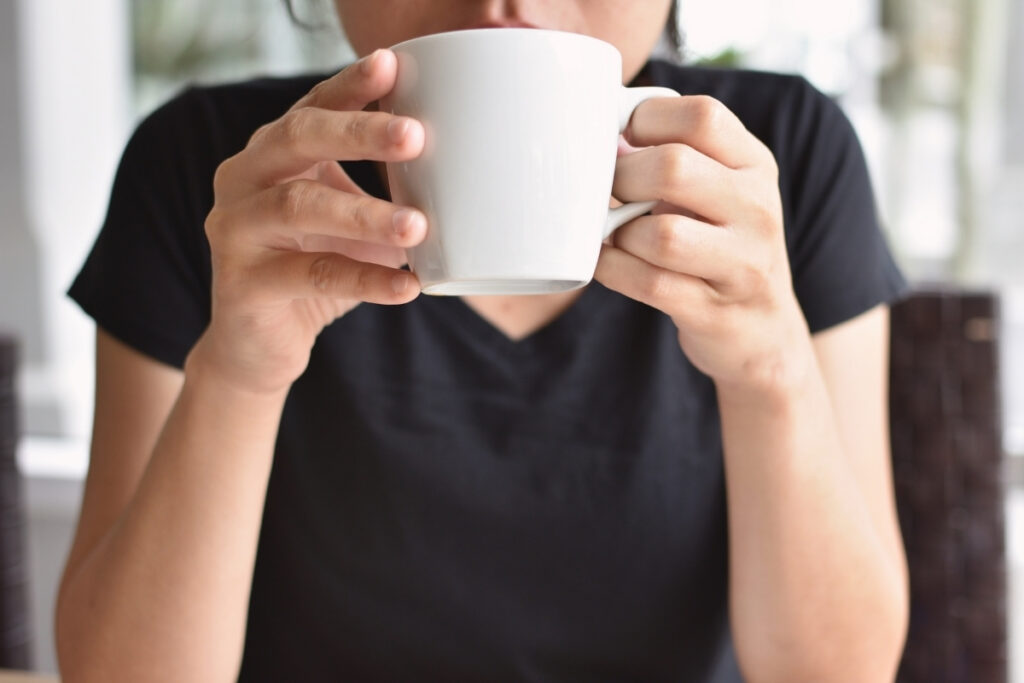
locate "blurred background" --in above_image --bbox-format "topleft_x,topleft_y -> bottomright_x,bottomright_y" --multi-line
0,0 -> 1021,678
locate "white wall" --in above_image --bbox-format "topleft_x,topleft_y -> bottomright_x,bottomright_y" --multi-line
4,0 -> 131,672
13,0 -> 132,441
0,0 -> 45,417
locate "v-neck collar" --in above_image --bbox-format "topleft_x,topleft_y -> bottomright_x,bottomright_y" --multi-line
421,282 -> 612,356
345,158 -> 618,355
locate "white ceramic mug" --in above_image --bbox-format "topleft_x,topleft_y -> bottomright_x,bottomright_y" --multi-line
383,28 -> 679,296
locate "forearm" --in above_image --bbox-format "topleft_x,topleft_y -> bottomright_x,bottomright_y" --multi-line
717,342 -> 908,683
56,349 -> 288,683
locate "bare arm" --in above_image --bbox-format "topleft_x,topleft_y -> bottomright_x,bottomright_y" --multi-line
596,94 -> 908,681
718,306 -> 908,682
55,330 -> 285,682
55,49 -> 427,683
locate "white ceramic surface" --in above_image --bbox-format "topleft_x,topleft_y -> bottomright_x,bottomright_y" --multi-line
383,28 -> 678,295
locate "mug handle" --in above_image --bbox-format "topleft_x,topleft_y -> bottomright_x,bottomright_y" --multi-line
604,86 -> 681,239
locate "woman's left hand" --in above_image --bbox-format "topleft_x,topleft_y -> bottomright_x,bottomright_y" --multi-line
595,95 -> 812,395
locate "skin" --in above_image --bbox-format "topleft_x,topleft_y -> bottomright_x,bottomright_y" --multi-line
55,2 -> 909,682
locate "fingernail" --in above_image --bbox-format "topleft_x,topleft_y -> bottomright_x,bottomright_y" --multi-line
387,117 -> 411,143
392,273 -> 412,294
392,208 -> 423,238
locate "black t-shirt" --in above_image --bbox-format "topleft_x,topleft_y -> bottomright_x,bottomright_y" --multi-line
70,60 -> 906,682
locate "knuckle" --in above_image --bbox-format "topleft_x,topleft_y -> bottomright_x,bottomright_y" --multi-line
734,260 -> 764,293
277,181 -> 317,225
247,122 -> 273,147
695,301 -> 725,334
309,255 -> 342,292
653,214 -> 684,259
303,80 -> 329,106
343,112 -> 372,144
732,243 -> 778,294
204,207 -> 227,243
760,144 -> 780,176
658,144 -> 691,192
748,189 -> 781,228
349,197 -> 375,231
691,95 -> 727,135
212,157 -> 236,195
278,108 -> 314,148
640,269 -> 674,302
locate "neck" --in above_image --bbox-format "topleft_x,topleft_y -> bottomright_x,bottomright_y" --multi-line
461,289 -> 586,340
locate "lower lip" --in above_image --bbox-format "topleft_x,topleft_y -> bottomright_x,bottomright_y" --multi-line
465,22 -> 539,30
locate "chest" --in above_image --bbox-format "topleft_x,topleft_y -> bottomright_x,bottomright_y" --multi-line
248,291 -> 730,677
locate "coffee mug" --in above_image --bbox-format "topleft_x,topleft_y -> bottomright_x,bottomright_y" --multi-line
383,28 -> 679,296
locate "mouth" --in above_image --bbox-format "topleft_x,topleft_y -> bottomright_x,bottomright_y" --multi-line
464,19 -> 541,30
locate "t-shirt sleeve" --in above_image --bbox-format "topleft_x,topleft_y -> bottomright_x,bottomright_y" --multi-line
68,88 -> 217,369
782,79 -> 908,333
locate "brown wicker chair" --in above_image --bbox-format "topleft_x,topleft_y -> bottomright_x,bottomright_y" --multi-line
890,289 -> 1007,682
0,334 -> 31,669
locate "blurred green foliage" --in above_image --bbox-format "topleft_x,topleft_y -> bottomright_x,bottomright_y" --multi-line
693,47 -> 745,68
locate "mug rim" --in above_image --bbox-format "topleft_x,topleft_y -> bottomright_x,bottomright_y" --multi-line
388,27 -> 619,57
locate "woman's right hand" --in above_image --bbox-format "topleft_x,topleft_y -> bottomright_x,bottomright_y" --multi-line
190,49 -> 425,395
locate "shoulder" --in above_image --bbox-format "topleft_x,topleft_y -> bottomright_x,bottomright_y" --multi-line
645,60 -> 855,164
646,60 -> 872,223
645,60 -> 832,118
647,60 -> 813,100
130,71 -> 336,166
645,64 -> 908,332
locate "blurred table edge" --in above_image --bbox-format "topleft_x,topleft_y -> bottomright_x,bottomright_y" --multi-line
0,671 -> 59,682
17,435 -> 89,481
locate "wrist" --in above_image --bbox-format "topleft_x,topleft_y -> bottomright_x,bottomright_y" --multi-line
713,320 -> 818,412
184,334 -> 293,407
715,353 -> 813,411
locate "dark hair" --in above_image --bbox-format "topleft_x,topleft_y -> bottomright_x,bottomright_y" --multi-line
666,0 -> 684,57
283,0 -> 318,29
283,0 -> 683,55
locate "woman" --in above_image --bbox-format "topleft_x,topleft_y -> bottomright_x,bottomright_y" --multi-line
56,1 -> 909,681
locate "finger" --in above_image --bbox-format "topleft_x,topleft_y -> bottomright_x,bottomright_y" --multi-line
298,234 -> 407,270
214,179 -> 427,251
252,251 -> 420,305
594,244 -> 711,320
625,95 -> 773,170
232,109 -> 424,189
613,144 -> 739,225
611,213 -> 736,283
293,49 -> 399,113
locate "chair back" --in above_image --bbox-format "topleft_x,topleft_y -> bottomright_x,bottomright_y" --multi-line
0,335 -> 31,668
890,290 -> 1006,682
